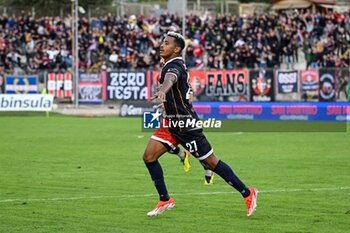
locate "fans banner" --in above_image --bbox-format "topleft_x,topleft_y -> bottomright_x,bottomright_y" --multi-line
0,94 -> 54,111
334,69 -> 349,102
47,72 -> 72,98
276,70 -> 298,94
249,69 -> 274,102
78,73 -> 104,104
205,70 -> 248,97
107,71 -> 148,100
319,69 -> 336,102
5,76 -> 38,94
300,70 -> 319,101
78,84 -> 103,104
148,70 -> 249,102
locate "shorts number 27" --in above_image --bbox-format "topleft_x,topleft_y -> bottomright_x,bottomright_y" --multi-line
186,140 -> 198,152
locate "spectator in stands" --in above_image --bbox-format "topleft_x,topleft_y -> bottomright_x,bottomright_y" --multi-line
304,47 -> 313,69
310,47 -> 320,69
0,9 -> 348,74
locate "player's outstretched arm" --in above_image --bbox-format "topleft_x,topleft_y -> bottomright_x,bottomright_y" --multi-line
151,73 -> 177,102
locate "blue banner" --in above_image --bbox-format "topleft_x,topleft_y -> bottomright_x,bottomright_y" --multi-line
193,102 -> 350,122
5,76 -> 38,94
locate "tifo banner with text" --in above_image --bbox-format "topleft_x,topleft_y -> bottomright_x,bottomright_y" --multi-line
0,94 -> 54,111
78,73 -> 105,104
5,76 -> 38,94
204,70 -> 249,100
47,72 -> 73,98
107,71 -> 148,100
193,102 -> 349,122
249,69 -> 274,102
275,70 -> 299,101
300,69 -> 319,102
276,70 -> 299,94
78,85 -> 103,104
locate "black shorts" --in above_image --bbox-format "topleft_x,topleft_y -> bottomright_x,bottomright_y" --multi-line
170,129 -> 213,160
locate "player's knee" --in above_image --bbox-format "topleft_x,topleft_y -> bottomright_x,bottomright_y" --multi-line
202,154 -> 219,170
143,152 -> 151,163
200,161 -> 210,169
202,161 -> 216,170
143,151 -> 157,163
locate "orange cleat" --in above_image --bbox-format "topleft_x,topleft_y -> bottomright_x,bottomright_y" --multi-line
244,188 -> 258,217
147,197 -> 175,217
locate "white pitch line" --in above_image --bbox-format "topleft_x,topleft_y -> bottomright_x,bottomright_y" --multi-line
0,186 -> 349,204
0,195 -> 117,203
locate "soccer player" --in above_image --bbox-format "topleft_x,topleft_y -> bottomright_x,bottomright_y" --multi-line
158,59 -> 215,183
143,31 -> 258,217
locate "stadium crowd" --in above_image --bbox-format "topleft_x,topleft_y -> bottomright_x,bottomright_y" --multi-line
0,9 -> 349,76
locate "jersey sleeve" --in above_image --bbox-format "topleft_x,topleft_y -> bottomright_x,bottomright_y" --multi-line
164,64 -> 181,82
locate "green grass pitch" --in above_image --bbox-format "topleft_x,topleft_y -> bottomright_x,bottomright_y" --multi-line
0,115 -> 349,233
